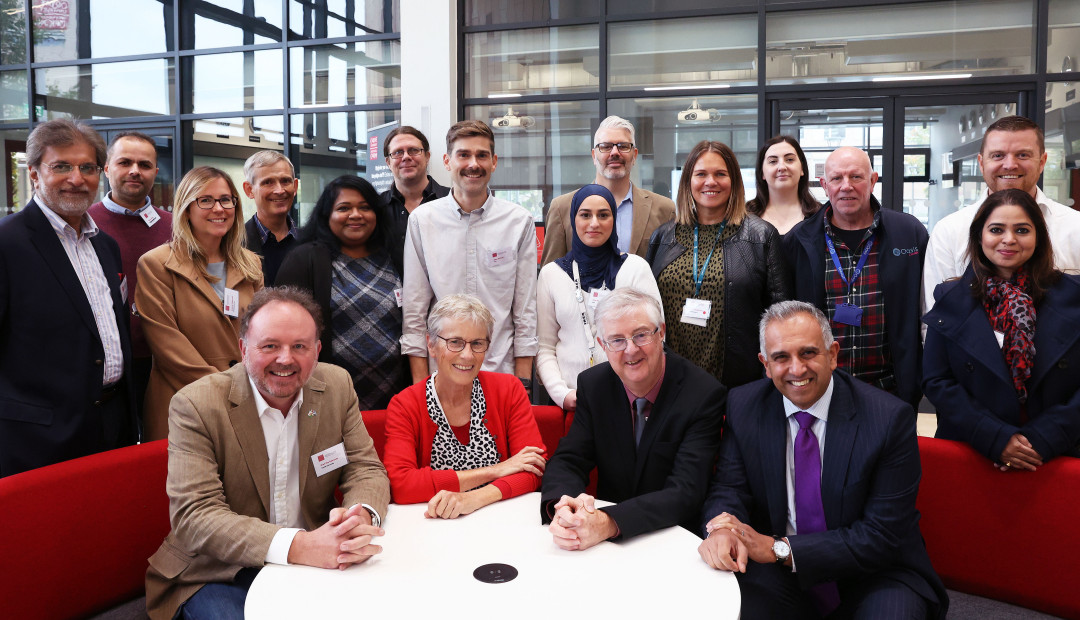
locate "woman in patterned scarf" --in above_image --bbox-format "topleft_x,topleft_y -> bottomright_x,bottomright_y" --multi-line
923,188 -> 1080,471
383,294 -> 548,518
277,175 -> 405,410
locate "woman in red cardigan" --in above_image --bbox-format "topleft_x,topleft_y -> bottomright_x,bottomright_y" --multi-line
384,294 -> 548,518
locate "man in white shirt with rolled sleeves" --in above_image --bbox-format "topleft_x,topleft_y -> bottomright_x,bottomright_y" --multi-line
922,115 -> 1080,319
401,120 -> 538,393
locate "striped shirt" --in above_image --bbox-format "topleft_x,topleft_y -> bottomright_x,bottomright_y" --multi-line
38,202 -> 125,385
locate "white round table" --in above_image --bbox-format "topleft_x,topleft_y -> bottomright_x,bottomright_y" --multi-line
245,492 -> 741,619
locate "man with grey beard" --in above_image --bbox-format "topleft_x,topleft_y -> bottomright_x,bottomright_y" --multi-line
541,115 -> 675,265
0,119 -> 136,477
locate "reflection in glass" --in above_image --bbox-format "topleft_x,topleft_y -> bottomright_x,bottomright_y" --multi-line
289,0 -> 400,38
766,0 -> 1033,85
30,0 -> 170,63
1045,81 -> 1079,211
36,59 -> 174,120
1,0 -> 27,65
608,95 -> 757,203
609,15 -> 756,91
290,41 -> 400,108
1,70 -> 28,122
607,0 -> 754,16
465,0 -> 599,25
189,50 -> 283,114
780,107 -> 884,204
184,0 -> 282,50
464,101 -> 600,222
465,25 -> 599,99
1049,0 -> 1080,78
190,116 -> 285,223
1,128 -> 30,219
289,110 -> 401,223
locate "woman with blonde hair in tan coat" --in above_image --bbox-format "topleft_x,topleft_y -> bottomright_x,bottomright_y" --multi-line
136,166 -> 263,440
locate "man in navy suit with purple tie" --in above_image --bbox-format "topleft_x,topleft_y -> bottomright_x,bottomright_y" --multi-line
699,301 -> 946,619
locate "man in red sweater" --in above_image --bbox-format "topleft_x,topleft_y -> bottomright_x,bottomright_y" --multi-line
87,131 -> 172,424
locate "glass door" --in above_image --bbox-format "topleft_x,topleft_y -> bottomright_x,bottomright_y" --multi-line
101,126 -> 177,211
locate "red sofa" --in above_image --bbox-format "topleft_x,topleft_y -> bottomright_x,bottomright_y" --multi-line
0,406 -> 568,619
916,436 -> 1080,619
0,439 -> 171,620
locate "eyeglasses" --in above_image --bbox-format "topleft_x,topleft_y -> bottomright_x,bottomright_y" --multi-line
192,195 -> 238,210
42,162 -> 102,176
389,147 -> 425,160
594,142 -> 634,154
601,326 -> 660,352
436,335 -> 490,353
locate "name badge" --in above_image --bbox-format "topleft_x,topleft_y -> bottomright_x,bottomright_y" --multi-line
834,302 -> 863,327
486,248 -> 512,268
139,208 -> 161,227
588,288 -> 609,310
311,442 -> 348,477
680,298 -> 711,327
393,288 -> 403,307
223,288 -> 240,317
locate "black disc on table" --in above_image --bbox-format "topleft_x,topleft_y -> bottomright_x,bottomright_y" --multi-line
473,563 -> 518,584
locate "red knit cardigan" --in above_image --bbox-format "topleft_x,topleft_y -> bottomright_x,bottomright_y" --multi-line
384,371 -> 548,504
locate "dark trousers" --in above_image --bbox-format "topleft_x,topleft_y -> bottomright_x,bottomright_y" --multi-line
180,567 -> 261,620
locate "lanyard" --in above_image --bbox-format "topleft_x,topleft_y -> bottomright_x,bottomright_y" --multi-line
571,261 -> 598,365
825,232 -> 874,297
692,222 -> 726,298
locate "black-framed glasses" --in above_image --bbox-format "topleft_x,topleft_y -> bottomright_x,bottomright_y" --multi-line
436,335 -> 490,353
192,195 -> 238,210
594,142 -> 634,154
389,147 -> 425,160
42,162 -> 102,176
601,326 -> 660,352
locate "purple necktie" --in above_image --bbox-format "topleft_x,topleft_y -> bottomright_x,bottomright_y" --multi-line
794,411 -> 841,616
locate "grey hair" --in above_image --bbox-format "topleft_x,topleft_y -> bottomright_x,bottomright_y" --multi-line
758,301 -> 834,357
594,288 -> 662,341
426,294 -> 495,344
243,150 -> 293,184
26,119 -> 106,169
593,115 -> 636,146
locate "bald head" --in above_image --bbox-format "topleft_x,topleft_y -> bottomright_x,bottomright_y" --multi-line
821,147 -> 878,229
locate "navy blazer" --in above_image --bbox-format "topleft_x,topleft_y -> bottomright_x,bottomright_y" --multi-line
923,268 -> 1080,462
0,199 -> 136,476
783,202 -> 928,409
702,371 -> 947,617
540,351 -> 726,539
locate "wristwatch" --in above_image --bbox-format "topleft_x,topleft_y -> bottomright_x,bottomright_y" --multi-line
771,536 -> 791,564
361,503 -> 382,528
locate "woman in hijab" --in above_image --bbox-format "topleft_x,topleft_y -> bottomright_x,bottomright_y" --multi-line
536,184 -> 661,410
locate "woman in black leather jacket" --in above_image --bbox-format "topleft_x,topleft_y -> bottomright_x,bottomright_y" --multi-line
646,140 -> 791,388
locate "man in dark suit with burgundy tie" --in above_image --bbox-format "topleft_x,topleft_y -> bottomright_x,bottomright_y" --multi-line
541,288 -> 725,549
699,301 -> 947,619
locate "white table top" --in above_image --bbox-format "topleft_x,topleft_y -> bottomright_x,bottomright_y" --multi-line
246,492 -> 740,619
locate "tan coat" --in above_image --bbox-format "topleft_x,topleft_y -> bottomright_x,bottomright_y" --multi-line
135,244 -> 262,441
540,185 -> 676,266
144,363 -> 390,620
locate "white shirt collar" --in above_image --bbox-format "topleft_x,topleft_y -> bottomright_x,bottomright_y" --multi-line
781,374 -> 835,423
249,377 -> 304,419
37,198 -> 98,238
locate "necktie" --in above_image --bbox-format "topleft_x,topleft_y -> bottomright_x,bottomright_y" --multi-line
793,411 -> 841,616
633,397 -> 648,446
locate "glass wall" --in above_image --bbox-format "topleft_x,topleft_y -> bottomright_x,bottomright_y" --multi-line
0,0 -> 400,218
462,0 -> 1076,233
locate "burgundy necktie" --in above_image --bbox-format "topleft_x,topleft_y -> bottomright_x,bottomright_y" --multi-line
794,411 -> 841,616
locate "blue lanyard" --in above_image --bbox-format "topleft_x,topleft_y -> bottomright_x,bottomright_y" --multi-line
825,232 -> 874,297
692,222 -> 726,298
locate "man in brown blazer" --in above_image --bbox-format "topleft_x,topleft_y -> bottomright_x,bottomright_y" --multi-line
540,115 -> 675,266
146,287 -> 389,620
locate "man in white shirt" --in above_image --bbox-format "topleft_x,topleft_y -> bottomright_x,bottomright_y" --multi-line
145,287 -> 389,620
401,120 -> 538,391
922,115 -> 1080,317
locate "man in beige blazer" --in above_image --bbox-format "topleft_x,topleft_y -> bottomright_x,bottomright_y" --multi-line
146,287 -> 389,620
540,115 -> 675,266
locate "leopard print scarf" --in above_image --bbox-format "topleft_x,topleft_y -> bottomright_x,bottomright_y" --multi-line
425,373 -> 499,488
984,269 -> 1036,403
